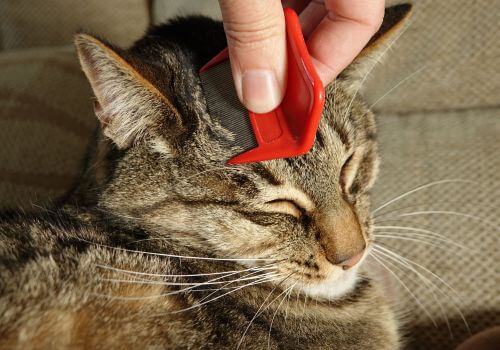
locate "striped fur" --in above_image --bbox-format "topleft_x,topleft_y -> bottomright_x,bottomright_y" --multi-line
0,5 -> 412,349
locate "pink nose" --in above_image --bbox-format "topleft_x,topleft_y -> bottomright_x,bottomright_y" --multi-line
337,250 -> 364,270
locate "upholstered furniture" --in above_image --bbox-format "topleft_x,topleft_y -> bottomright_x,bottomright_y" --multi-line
1,1 -> 498,348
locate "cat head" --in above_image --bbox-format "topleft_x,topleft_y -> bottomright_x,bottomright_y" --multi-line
75,4 -> 411,300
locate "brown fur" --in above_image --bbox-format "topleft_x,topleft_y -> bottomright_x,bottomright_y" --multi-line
0,5 -> 412,349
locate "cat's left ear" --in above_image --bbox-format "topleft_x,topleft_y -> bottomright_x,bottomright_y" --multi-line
341,4 -> 413,88
75,34 -> 182,149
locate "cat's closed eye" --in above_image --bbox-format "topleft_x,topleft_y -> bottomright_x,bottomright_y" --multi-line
340,148 -> 364,195
264,199 -> 304,218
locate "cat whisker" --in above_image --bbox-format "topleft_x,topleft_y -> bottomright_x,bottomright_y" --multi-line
94,262 -> 276,279
285,283 -> 294,321
371,248 -> 453,337
100,272 -> 277,287
366,65 -> 426,112
373,232 -> 470,253
267,282 -> 297,350
95,265 -> 276,301
387,210 -> 498,230
373,225 -> 474,253
341,21 -> 411,122
371,199 -> 486,222
195,268 -> 279,304
77,236 -> 275,262
372,245 -> 471,335
237,273 -> 294,350
373,245 -> 462,302
167,274 -> 287,315
369,252 -> 437,326
95,271 -> 281,302
372,179 -> 476,214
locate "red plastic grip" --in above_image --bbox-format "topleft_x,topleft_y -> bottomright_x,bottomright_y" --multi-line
201,8 -> 325,165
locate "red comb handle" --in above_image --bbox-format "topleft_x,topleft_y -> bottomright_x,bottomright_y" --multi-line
201,8 -> 325,164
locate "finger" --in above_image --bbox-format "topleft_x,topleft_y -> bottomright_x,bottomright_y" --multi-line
218,0 -> 286,113
306,0 -> 385,85
298,1 -> 327,38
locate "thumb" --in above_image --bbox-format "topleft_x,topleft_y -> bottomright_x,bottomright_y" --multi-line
218,0 -> 286,113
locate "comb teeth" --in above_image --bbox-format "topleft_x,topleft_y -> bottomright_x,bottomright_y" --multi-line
200,60 -> 257,152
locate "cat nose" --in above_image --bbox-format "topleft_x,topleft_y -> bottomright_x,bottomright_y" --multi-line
316,200 -> 366,270
326,243 -> 366,270
335,249 -> 365,270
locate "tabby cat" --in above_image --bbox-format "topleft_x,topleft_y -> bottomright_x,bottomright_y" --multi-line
0,4 -> 411,349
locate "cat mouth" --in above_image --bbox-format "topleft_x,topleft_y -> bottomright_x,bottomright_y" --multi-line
292,268 -> 360,300
272,260 -> 362,301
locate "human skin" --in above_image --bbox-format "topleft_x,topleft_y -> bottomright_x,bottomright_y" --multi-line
218,0 -> 385,113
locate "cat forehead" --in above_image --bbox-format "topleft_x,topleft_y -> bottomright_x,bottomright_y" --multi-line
128,20 -> 369,178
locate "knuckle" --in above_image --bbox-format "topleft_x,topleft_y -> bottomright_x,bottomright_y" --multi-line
224,16 -> 284,49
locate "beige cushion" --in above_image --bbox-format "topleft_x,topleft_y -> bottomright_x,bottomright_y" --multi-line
366,0 -> 500,113
374,108 -> 500,348
152,0 -> 500,113
152,0 -> 221,23
1,2 -> 499,348
0,0 -> 150,50
0,46 -> 96,210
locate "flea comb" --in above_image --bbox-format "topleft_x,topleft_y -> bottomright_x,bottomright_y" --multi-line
200,8 -> 324,165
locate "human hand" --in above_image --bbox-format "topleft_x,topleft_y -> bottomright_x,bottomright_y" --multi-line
218,0 -> 385,113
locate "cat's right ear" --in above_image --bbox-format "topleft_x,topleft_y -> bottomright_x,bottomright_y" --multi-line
74,34 -> 182,149
340,4 -> 413,91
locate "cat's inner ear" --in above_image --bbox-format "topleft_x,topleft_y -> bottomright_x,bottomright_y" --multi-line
74,33 -> 181,149
341,4 -> 413,85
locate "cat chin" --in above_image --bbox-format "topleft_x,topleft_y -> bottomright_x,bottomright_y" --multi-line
296,268 -> 360,301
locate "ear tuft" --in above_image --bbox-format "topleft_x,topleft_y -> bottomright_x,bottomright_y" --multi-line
74,33 -> 179,149
367,4 -> 413,50
341,4 -> 413,88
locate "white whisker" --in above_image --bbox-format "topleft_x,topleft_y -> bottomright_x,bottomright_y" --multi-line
373,232 -> 469,253
169,274 -> 286,315
267,283 -> 296,350
77,236 -> 275,262
94,266 -> 276,301
374,245 -> 461,301
101,272 -> 277,287
375,234 -> 454,251
373,245 -> 470,334
195,269 -> 273,304
372,179 -> 476,214
369,252 -> 436,326
95,263 -> 275,279
372,247 -> 453,337
342,22 -> 411,122
371,199 -> 480,222
393,210 -> 498,229
367,65 -> 426,111
237,273 -> 294,350
373,225 -> 474,253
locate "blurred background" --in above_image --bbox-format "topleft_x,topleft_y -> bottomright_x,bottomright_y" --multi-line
0,1 -> 498,349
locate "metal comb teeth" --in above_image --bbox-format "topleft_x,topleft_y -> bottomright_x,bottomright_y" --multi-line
200,60 -> 257,152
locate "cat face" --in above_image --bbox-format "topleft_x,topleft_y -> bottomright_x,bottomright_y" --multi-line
75,6 -> 411,300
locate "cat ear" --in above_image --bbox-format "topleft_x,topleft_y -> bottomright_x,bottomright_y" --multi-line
341,4 -> 413,87
74,34 -> 182,149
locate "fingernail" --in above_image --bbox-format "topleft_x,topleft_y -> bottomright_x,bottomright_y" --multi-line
241,69 -> 281,113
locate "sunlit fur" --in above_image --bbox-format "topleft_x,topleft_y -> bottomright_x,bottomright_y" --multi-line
0,5 -> 412,349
